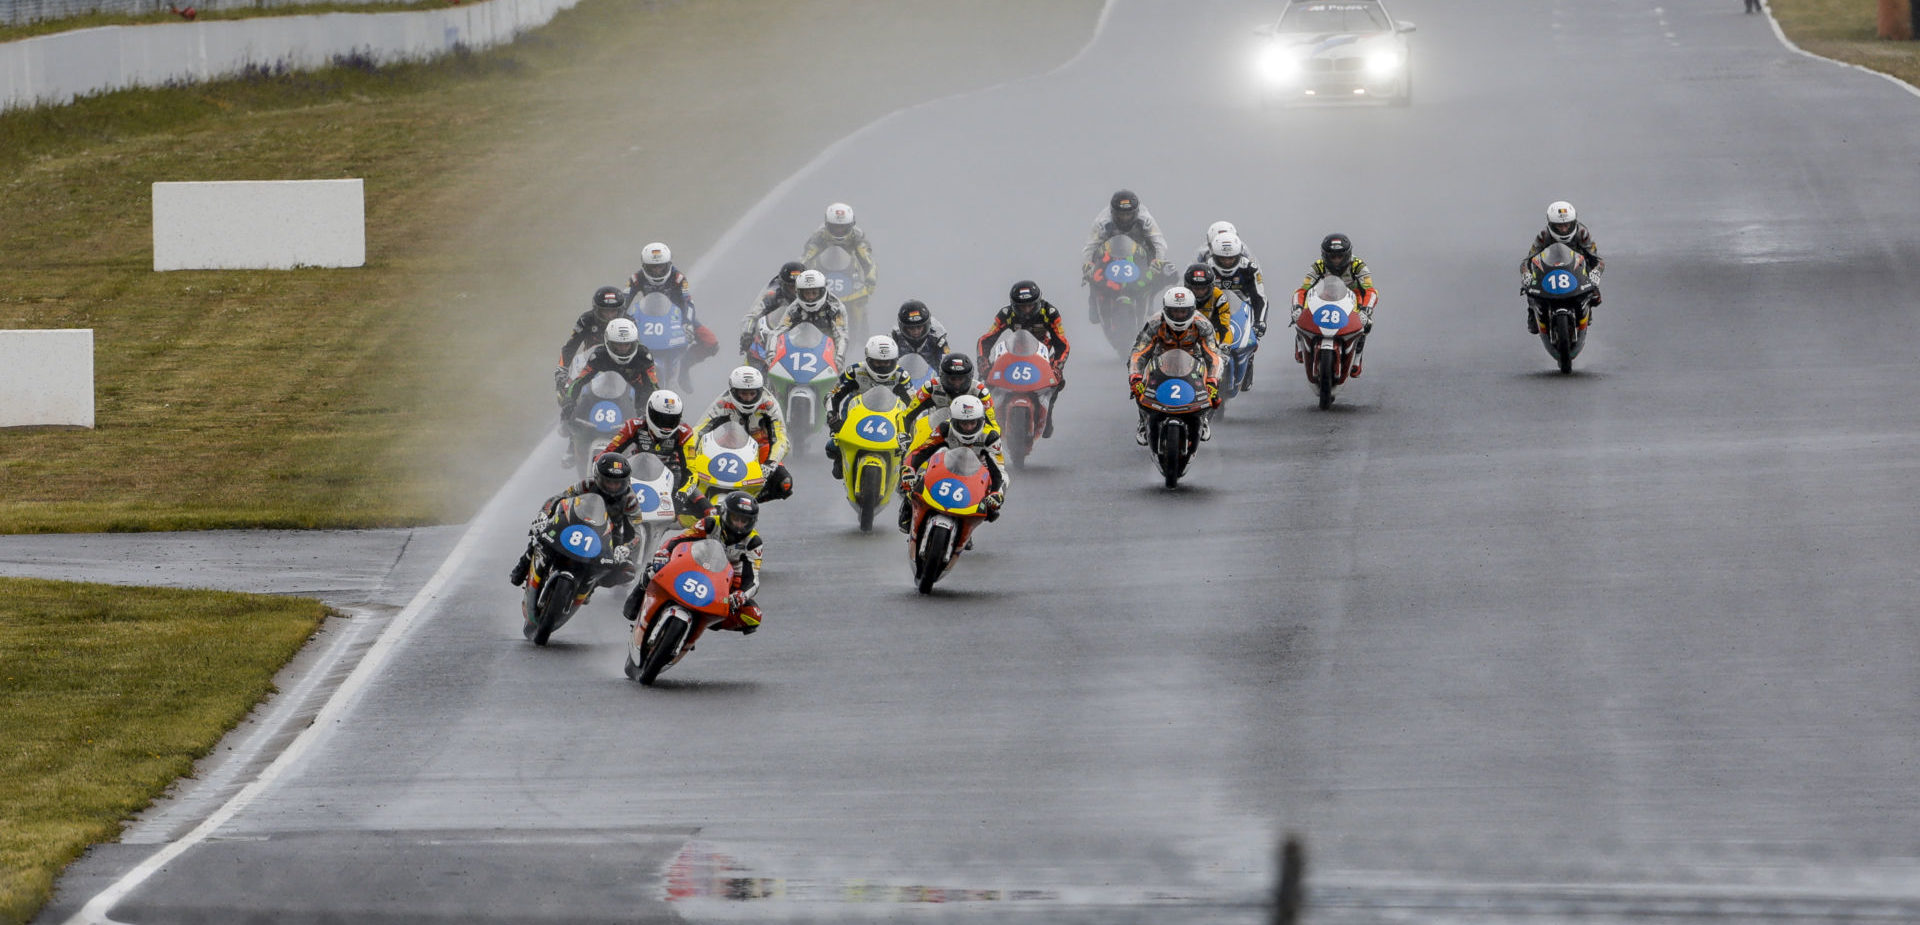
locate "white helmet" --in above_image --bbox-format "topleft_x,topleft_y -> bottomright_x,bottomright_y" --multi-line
864,334 -> 901,381
824,202 -> 856,239
604,317 -> 641,363
1208,232 -> 1245,273
1206,220 -> 1238,242
645,389 -> 683,438
948,395 -> 988,445
1161,287 -> 1198,332
1546,201 -> 1578,243
640,242 -> 672,281
795,269 -> 829,311
727,366 -> 765,406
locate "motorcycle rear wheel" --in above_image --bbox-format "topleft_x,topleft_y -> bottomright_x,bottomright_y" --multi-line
917,524 -> 951,595
637,616 -> 687,686
532,572 -> 576,647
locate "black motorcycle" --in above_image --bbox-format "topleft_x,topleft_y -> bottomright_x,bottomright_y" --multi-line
1136,349 -> 1209,489
521,492 -> 632,646
1526,243 -> 1596,375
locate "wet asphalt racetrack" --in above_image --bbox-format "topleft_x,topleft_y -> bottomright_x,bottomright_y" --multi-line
36,0 -> 1920,922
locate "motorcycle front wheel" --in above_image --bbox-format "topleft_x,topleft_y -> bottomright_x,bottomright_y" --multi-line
1317,353 -> 1337,410
531,571 -> 576,646
1005,405 -> 1032,470
1552,313 -> 1575,375
917,523 -> 951,595
637,614 -> 687,686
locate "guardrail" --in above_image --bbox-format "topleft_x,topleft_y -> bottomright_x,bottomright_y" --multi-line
2,0 -> 421,28
0,0 -> 581,111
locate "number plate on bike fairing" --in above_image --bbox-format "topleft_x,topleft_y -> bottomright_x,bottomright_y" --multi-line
1155,378 -> 1197,407
1541,269 -> 1580,296
854,415 -> 896,442
674,572 -> 716,607
707,453 -> 747,482
999,361 -> 1041,385
558,524 -> 603,559
591,400 -> 624,433
1105,260 -> 1139,284
929,478 -> 973,509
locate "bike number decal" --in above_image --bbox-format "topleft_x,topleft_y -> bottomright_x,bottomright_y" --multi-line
1003,361 -> 1040,384
788,352 -> 819,373
590,401 -> 623,432
675,573 -> 715,607
708,453 -> 746,482
632,481 -> 660,513
855,415 -> 895,442
1155,379 -> 1194,407
1105,259 -> 1139,284
826,273 -> 853,295
641,321 -> 666,337
558,524 -> 603,560
930,477 -> 973,509
1542,270 -> 1579,296
1314,306 -> 1348,330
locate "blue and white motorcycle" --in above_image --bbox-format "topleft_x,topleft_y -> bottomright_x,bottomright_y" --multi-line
631,292 -> 692,391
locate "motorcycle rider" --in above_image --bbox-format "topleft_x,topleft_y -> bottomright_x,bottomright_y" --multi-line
598,389 -> 702,518
625,490 -> 766,636
800,202 -> 878,294
560,318 -> 658,468
897,395 -> 1007,534
1522,200 -> 1604,334
766,269 -> 851,365
889,299 -> 951,370
1080,188 -> 1174,322
555,286 -> 630,391
1184,263 -> 1236,354
824,335 -> 915,480
626,242 -> 719,378
508,452 -> 642,589
1291,233 -> 1379,377
741,260 -> 808,357
901,353 -> 999,447
974,280 -> 1070,438
691,366 -> 795,503
1194,221 -> 1260,266
1131,288 -> 1222,445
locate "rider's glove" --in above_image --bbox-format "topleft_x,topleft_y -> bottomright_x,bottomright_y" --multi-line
1206,381 -> 1221,407
1129,376 -> 1146,399
1052,362 -> 1067,387
983,489 -> 1005,511
552,366 -> 569,391
1150,259 -> 1175,276
899,468 -> 921,492
1289,306 -> 1303,324
612,545 -> 633,564
1080,261 -> 1095,284
728,591 -> 750,611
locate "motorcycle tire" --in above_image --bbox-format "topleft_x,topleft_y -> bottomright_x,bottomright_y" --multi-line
532,572 -> 576,647
1317,353 -> 1337,410
1553,313 -> 1575,375
917,523 -> 951,595
1006,405 -> 1032,470
855,458 -> 881,533
1158,418 -> 1187,490
637,614 -> 687,686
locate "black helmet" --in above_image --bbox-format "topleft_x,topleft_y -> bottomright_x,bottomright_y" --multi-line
1183,263 -> 1215,298
938,353 -> 975,395
897,299 -> 930,338
719,490 -> 759,542
592,286 -> 626,317
1320,233 -> 1353,274
594,453 -> 633,497
777,260 -> 807,297
1110,189 -> 1140,228
1008,280 -> 1041,319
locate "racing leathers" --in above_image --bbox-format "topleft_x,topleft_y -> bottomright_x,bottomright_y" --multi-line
897,419 -> 1008,533
1192,284 -> 1237,354
1293,257 -> 1379,372
891,317 -> 951,370
800,227 -> 878,293
1130,314 -> 1223,443
556,308 -> 621,390
692,390 -> 795,503
1080,205 -> 1170,269
1521,222 -> 1604,333
740,268 -> 800,355
561,344 -> 658,430
627,265 -> 719,370
899,379 -> 999,449
513,478 -> 642,590
599,419 -> 700,517
1208,256 -> 1270,334
625,511 -> 765,633
824,361 -> 916,476
766,294 -> 852,367
975,300 -> 1071,434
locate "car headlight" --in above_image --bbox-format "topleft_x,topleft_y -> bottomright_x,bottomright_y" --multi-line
1259,47 -> 1304,81
1365,50 -> 1403,76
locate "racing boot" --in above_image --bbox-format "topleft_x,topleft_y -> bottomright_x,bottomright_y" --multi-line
622,585 -> 644,623
1135,411 -> 1150,447
897,501 -> 914,534
827,443 -> 843,480
1526,304 -> 1539,335
1087,294 -> 1102,325
508,550 -> 532,587
1240,358 -> 1255,391
559,442 -> 577,470
1200,412 -> 1212,442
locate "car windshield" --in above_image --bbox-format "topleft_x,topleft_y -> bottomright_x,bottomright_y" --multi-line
635,293 -> 675,317
785,322 -> 827,350
1278,1 -> 1389,33
859,386 -> 901,412
708,422 -> 755,452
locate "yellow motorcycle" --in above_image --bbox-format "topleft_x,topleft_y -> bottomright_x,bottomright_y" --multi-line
682,421 -> 770,525
833,386 -> 908,532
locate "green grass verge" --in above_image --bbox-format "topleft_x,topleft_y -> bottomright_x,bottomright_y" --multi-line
1772,0 -> 1920,87
0,579 -> 328,925
0,2 -> 457,42
0,0 -> 1101,535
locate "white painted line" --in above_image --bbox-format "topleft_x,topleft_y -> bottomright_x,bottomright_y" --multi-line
57,2 -> 1118,923
1762,0 -> 1920,100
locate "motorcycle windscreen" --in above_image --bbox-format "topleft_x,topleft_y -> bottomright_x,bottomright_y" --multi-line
1105,234 -> 1140,263
635,293 -> 676,318
1539,242 -> 1582,271
566,492 -> 611,532
687,537 -> 730,575
629,452 -> 668,483
707,422 -> 757,453
589,371 -> 629,400
817,246 -> 855,272
627,454 -> 670,514
900,353 -> 932,384
785,322 -> 827,350
1311,277 -> 1352,305
859,385 -> 903,413
940,446 -> 985,477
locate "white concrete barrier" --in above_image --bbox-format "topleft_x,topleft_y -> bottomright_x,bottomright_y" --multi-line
0,329 -> 93,428
153,179 -> 365,271
0,0 -> 582,112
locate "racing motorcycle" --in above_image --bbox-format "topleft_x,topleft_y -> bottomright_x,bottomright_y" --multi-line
760,320 -> 839,452
626,452 -> 681,554
521,492 -> 632,646
983,329 -> 1058,469
624,537 -> 737,686
809,244 -> 873,335
1216,291 -> 1261,416
1293,278 -> 1366,410
1091,234 -> 1164,356
906,446 -> 995,594
833,386 -> 908,532
567,371 -> 636,478
683,422 -> 771,520
1137,349 -> 1210,489
1526,242 -> 1595,375
900,353 -> 934,394
631,292 -> 692,391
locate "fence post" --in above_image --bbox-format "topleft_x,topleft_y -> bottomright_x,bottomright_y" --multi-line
1272,834 -> 1306,925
